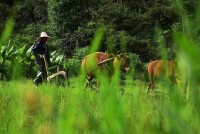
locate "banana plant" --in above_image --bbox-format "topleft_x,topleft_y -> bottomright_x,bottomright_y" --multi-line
16,43 -> 35,78
0,40 -> 36,80
0,40 -> 13,80
50,50 -> 66,72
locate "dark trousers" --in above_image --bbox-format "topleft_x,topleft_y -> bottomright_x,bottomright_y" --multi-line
33,63 -> 47,86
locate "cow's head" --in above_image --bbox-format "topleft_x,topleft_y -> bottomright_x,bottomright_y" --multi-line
113,53 -> 130,73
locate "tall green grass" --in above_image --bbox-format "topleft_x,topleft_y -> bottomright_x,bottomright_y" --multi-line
0,75 -> 199,134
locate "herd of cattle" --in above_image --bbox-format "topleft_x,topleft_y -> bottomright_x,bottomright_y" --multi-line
80,52 -> 182,92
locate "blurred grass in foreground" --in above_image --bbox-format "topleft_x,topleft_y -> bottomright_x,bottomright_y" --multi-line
0,73 -> 199,134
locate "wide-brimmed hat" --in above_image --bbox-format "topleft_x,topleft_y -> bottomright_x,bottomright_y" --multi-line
37,32 -> 51,41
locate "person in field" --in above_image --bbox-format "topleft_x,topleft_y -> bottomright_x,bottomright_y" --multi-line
32,32 -> 51,86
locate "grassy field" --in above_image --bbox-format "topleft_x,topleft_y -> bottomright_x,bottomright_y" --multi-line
1,24 -> 200,134
0,74 -> 199,134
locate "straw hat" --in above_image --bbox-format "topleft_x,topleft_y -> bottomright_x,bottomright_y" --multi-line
37,32 -> 51,41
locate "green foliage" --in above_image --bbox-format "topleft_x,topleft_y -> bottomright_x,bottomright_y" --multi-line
0,40 -> 35,80
48,0 -> 94,36
65,46 -> 89,76
51,47 -> 89,76
15,0 -> 48,32
1,0 -> 190,63
0,2 -> 12,31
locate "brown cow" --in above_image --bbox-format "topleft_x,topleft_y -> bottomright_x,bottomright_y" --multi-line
147,60 -> 179,92
81,52 -> 113,88
81,52 -> 130,89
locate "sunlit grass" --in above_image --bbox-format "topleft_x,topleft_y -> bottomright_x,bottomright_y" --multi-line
0,71 -> 200,134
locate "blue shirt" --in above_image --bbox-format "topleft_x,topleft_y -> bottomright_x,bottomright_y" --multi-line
32,42 -> 51,65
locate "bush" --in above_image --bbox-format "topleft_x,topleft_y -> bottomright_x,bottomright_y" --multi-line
128,53 -> 146,80
50,46 -> 89,77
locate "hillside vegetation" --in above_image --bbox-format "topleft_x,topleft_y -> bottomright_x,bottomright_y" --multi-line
0,1 -> 200,133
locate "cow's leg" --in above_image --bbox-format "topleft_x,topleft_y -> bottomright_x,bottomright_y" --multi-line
85,76 -> 90,89
147,81 -> 151,93
147,83 -> 150,93
147,73 -> 154,93
85,74 -> 94,89
147,82 -> 153,93
85,79 -> 89,89
95,80 -> 100,91
168,74 -> 177,91
152,81 -> 155,89
89,79 -> 93,89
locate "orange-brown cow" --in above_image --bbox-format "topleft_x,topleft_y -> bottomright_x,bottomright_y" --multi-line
81,52 -> 113,88
81,52 -> 130,89
147,60 -> 179,92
